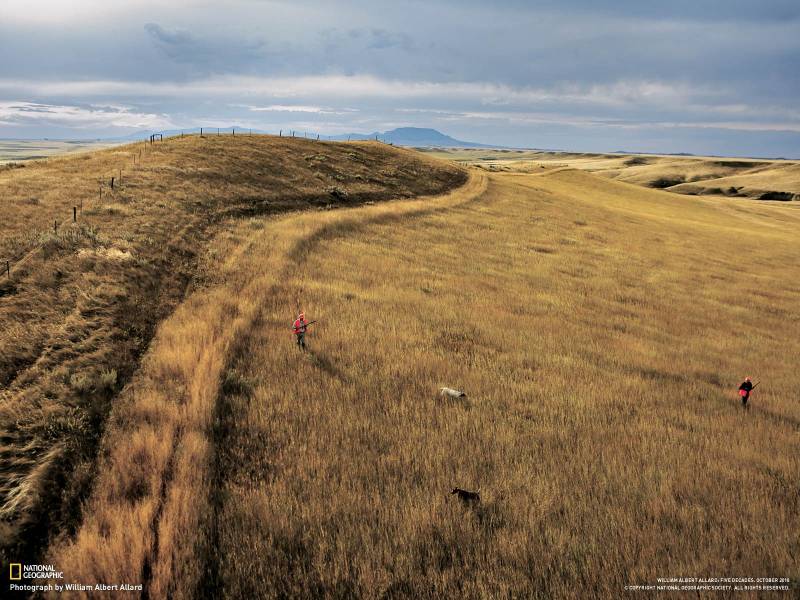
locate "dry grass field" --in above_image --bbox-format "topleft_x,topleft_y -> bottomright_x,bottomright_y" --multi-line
0,139 -> 120,164
429,148 -> 800,202
0,135 -> 465,575
45,152 -> 799,597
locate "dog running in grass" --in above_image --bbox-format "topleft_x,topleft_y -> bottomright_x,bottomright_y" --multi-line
451,488 -> 481,504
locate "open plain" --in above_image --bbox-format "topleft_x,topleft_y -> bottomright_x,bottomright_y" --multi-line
1,137 -> 798,597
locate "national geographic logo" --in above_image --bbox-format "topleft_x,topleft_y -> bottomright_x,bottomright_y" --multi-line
6,562 -> 143,594
8,563 -> 64,580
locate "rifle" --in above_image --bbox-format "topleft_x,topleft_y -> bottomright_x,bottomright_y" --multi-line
293,320 -> 317,331
741,381 -> 759,393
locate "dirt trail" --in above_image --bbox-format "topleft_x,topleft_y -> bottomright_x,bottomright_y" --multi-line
47,169 -> 486,599
1,134 -> 466,578
204,168 -> 800,597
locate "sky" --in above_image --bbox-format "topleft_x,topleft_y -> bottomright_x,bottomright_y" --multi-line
1,0 -> 799,157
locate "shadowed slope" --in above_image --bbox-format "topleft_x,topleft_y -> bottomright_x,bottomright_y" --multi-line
0,134 -> 466,570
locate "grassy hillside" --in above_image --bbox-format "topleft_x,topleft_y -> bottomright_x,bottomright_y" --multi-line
0,135 -> 466,571
429,148 -> 800,201
51,163 -> 799,597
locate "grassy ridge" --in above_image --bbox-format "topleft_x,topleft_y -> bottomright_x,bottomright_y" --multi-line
0,135 -> 465,570
208,168 -> 798,597
46,171 -> 484,598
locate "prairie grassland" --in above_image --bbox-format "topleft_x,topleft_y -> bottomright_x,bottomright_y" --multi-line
0,135 -> 465,569
46,171 -> 483,598
208,169 -> 799,597
429,147 -> 800,201
49,162 -> 799,598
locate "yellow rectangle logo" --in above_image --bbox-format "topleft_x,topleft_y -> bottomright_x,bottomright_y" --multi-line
9,563 -> 21,580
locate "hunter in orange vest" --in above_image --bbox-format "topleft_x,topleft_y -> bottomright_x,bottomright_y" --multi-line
293,312 -> 308,351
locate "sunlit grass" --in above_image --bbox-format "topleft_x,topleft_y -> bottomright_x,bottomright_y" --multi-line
0,134 -> 465,573
51,164 -> 799,598
215,169 -> 799,597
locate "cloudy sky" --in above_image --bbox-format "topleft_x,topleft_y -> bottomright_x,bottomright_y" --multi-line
1,0 -> 798,156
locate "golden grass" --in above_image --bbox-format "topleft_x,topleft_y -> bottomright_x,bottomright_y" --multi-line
212,171 -> 799,597
45,169 -> 479,598
428,148 -> 800,201
0,135 -> 465,570
53,163 -> 799,597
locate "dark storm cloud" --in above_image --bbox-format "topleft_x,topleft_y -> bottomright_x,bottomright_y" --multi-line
0,0 -> 798,156
144,22 -> 267,74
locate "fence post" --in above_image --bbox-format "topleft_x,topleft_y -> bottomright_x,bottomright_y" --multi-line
201,127 -> 204,137
232,128 -> 235,136
73,207 -> 77,222
6,261 -> 9,278
279,130 -> 282,137
111,176 -> 115,190
54,220 -> 58,234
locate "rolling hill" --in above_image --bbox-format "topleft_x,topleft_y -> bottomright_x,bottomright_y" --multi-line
426,148 -> 800,202
2,137 -> 798,597
0,134 -> 466,576
40,150 -> 800,598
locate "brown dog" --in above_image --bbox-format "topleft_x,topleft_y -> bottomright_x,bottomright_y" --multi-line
451,487 -> 480,504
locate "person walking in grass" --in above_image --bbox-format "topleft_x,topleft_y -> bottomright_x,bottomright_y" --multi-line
293,312 -> 308,351
738,376 -> 757,408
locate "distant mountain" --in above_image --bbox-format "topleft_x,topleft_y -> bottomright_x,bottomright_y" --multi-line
326,127 -> 499,148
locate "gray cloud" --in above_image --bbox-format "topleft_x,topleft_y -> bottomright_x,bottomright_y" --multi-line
0,0 -> 798,156
143,22 -> 267,74
144,23 -> 194,48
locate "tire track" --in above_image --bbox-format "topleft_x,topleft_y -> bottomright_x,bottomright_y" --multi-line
45,167 -> 481,599
199,170 -> 488,597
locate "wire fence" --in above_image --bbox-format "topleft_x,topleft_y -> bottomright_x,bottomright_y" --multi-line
1,137 -> 157,282
1,128 -> 383,282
